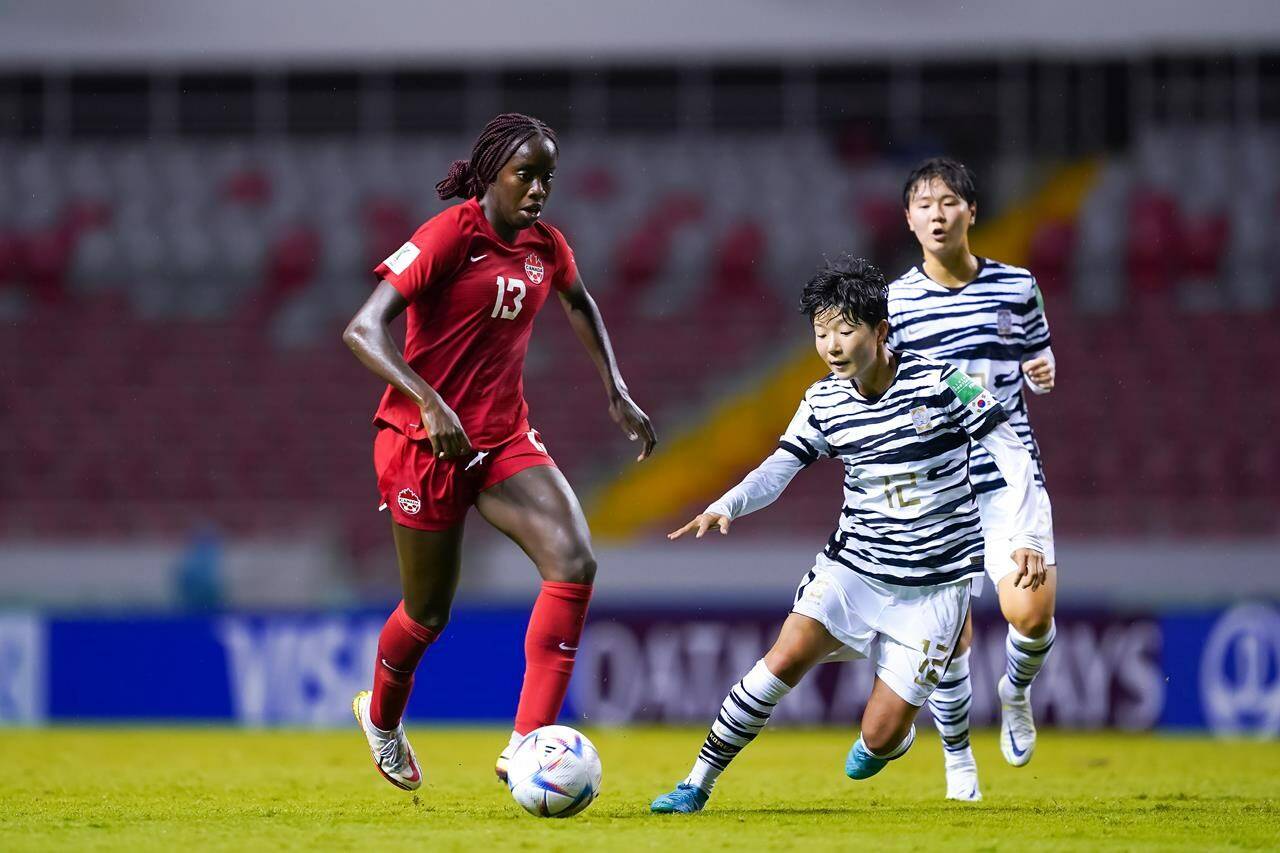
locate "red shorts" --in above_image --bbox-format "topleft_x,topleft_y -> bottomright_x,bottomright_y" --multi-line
374,421 -> 556,531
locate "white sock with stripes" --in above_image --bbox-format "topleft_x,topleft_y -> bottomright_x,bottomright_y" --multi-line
685,659 -> 790,793
1005,620 -> 1056,698
928,650 -> 973,756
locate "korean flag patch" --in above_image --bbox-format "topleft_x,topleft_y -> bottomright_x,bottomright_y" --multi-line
383,241 -> 420,275
970,389 -> 997,414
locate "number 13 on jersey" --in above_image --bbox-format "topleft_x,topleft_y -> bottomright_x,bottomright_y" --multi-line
492,276 -> 526,320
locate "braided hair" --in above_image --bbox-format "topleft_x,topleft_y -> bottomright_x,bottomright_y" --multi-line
435,113 -> 559,201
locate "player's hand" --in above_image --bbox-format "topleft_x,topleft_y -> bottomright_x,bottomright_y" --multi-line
1010,547 -> 1046,591
420,401 -> 473,460
1022,357 -> 1055,390
668,513 -> 731,540
609,391 -> 657,461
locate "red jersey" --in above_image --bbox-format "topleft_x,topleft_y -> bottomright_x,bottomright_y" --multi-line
371,198 -> 577,448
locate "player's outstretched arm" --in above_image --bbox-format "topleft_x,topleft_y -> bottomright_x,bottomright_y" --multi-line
557,275 -> 657,461
343,280 -> 473,460
975,421 -> 1046,590
668,513 -> 732,540
668,448 -> 808,542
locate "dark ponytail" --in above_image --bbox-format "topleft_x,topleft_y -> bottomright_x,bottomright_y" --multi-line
435,158 -> 480,200
435,113 -> 559,201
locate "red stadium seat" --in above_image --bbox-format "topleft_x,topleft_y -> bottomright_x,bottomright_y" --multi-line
1126,189 -> 1181,296
222,169 -> 273,207
0,231 -> 24,286
1,133 -> 1275,549
855,196 -> 904,267
1026,220 -> 1076,297
1182,213 -> 1230,279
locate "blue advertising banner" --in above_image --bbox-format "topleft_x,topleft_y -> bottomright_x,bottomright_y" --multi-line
0,608 -> 538,726
0,603 -> 1276,735
570,608 -> 1167,730
1159,603 -> 1280,734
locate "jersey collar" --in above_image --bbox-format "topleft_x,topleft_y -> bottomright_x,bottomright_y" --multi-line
467,197 -> 532,249
915,256 -> 987,293
845,349 -> 906,405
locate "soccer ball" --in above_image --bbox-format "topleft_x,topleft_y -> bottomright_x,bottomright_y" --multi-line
506,725 -> 602,818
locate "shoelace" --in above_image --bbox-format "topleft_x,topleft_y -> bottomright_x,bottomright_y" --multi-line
1003,697 -> 1036,744
377,729 -> 405,770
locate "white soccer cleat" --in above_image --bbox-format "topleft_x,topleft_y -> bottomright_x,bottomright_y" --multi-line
943,748 -> 983,801
998,675 -> 1037,767
352,690 -> 422,791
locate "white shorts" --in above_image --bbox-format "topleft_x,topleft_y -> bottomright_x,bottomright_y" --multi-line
977,484 -> 1056,588
791,554 -> 973,707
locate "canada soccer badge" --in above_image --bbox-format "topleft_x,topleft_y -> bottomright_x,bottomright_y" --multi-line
524,253 -> 545,284
397,488 -> 422,515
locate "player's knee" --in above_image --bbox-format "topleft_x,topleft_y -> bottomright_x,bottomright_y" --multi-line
566,553 -> 597,585
401,601 -> 450,633
761,646 -> 811,687
862,720 -> 912,756
860,727 -> 894,755
763,657 -> 803,687
1009,610 -> 1053,639
542,547 -> 596,585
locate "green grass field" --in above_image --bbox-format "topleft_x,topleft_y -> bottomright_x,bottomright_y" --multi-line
1,727 -> 1277,851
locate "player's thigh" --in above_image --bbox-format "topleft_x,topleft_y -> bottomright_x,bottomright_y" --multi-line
979,484 -> 1055,575
996,564 -> 1058,636
860,676 -> 922,751
474,464 -> 596,583
763,612 -> 846,687
390,519 -> 466,629
867,580 -> 970,713
954,608 -> 975,655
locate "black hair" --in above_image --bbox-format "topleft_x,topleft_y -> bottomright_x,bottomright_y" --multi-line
901,156 -> 977,208
436,112 -> 558,200
798,254 -> 889,328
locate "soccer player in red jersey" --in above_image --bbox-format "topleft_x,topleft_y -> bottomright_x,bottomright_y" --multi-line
343,113 -> 656,791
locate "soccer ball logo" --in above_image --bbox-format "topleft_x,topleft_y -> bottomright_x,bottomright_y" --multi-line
396,488 -> 421,515
524,253 -> 545,284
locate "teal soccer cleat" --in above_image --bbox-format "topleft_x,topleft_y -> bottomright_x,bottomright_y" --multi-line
650,782 -> 710,814
845,738 -> 888,780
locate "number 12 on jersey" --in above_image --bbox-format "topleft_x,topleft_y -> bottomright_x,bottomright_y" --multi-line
492,276 -> 526,320
882,473 -> 920,508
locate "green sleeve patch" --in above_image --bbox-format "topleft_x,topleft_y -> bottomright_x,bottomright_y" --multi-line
945,370 -> 983,405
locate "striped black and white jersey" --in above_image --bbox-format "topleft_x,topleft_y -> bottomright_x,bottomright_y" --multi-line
708,351 -> 1009,587
887,259 -> 1051,495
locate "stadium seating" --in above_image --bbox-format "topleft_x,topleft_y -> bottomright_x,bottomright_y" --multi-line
1,128 -> 1276,548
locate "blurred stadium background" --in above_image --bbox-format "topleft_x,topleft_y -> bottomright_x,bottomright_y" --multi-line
1,1 -> 1278,737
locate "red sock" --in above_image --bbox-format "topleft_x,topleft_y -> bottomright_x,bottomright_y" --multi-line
370,601 -> 439,731
513,580 -> 593,735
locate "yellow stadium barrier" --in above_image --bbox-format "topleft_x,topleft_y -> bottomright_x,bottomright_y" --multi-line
586,159 -> 1100,543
